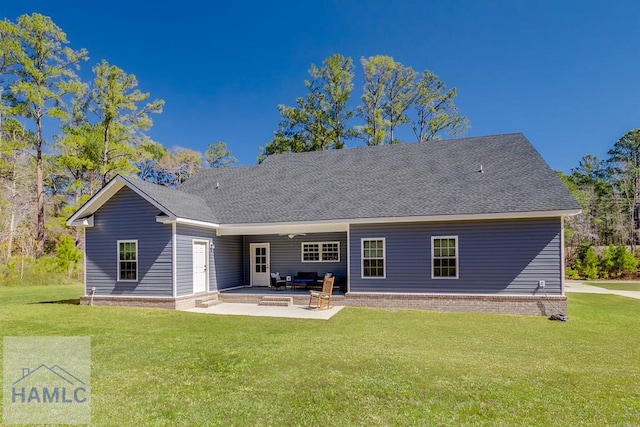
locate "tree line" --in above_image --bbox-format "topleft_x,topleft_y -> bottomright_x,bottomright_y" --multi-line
558,129 -> 640,279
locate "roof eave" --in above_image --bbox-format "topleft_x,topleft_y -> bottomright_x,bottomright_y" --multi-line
216,208 -> 582,235
156,216 -> 220,229
67,215 -> 94,228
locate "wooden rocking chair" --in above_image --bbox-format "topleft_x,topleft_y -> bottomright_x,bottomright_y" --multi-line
308,276 -> 335,309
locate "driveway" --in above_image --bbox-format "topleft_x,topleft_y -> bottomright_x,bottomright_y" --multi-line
565,280 -> 640,300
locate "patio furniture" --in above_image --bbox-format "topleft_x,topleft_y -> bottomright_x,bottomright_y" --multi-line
314,272 -> 333,290
309,276 -> 335,309
270,272 -> 287,290
292,271 -> 317,289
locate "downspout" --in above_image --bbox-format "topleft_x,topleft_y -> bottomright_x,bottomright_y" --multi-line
346,224 -> 351,293
83,228 -> 87,296
172,223 -> 177,297
560,216 -> 566,296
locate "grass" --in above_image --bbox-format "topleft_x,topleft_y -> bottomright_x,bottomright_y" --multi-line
585,281 -> 640,291
1,284 -> 639,426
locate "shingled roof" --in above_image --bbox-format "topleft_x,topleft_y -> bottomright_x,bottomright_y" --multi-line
177,133 -> 580,224
119,175 -> 219,223
66,174 -> 218,226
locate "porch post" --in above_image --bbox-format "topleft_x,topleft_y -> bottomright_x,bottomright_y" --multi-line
346,224 -> 351,293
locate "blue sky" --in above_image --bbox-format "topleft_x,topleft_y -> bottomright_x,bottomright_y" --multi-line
4,1 -> 640,172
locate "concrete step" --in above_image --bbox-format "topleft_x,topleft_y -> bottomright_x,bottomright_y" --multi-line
199,299 -> 221,308
258,300 -> 292,307
195,296 -> 220,308
258,296 -> 293,306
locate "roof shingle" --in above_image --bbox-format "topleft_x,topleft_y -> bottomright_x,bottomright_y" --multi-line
177,133 -> 580,224
120,175 -> 219,223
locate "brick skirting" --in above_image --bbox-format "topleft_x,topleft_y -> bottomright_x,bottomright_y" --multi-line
80,291 -> 566,316
79,292 -> 219,310
343,292 -> 567,316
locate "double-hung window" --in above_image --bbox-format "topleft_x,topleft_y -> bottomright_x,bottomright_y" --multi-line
302,242 -> 340,262
361,238 -> 385,278
118,240 -> 138,281
432,236 -> 458,279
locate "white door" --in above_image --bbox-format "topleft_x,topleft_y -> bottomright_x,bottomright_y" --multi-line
193,241 -> 208,294
250,243 -> 270,286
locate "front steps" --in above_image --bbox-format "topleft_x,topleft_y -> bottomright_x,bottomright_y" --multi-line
195,295 -> 221,308
258,296 -> 293,307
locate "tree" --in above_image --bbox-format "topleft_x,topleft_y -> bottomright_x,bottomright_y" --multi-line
357,56 -> 392,146
606,129 -> 640,248
56,123 -> 105,200
205,141 -> 237,168
161,147 -> 202,186
358,56 -> 468,145
55,233 -> 81,277
0,19 -> 21,84
261,54 -> 355,159
7,13 -> 88,258
0,118 -> 33,259
412,70 -> 469,141
136,139 -> 170,184
86,60 -> 164,185
383,59 -> 416,143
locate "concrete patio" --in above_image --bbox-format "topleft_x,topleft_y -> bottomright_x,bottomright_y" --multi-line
183,303 -> 344,319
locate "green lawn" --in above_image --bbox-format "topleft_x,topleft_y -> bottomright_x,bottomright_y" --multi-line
1,284 -> 639,426
585,281 -> 640,292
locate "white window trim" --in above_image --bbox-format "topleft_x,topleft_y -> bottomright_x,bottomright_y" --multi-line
361,238 -> 386,279
431,235 -> 459,279
117,239 -> 138,282
301,241 -> 340,263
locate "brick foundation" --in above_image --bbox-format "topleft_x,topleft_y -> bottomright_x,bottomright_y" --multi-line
343,292 -> 567,316
80,291 -> 566,316
79,292 -> 219,310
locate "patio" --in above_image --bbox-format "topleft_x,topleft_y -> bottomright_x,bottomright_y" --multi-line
183,302 -> 344,319
218,286 -> 346,306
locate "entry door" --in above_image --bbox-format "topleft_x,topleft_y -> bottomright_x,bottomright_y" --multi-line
250,243 -> 270,287
193,241 -> 208,294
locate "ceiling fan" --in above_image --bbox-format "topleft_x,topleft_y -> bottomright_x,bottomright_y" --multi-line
278,233 -> 307,239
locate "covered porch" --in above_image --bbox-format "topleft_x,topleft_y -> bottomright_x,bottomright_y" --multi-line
236,230 -> 348,290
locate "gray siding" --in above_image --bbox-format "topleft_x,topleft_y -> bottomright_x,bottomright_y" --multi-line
213,235 -> 243,290
244,232 -> 347,284
85,186 -> 172,296
349,218 -> 563,295
175,225 -> 243,295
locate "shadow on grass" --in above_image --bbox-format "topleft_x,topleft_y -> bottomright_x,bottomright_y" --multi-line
34,298 -> 81,305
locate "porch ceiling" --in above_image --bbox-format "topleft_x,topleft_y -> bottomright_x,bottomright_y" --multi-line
216,222 -> 349,236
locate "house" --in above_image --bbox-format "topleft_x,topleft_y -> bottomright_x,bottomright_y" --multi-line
67,133 -> 580,315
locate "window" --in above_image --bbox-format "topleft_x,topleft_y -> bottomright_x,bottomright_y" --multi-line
118,240 -> 138,281
361,238 -> 385,278
432,236 -> 458,279
321,242 -> 339,261
301,242 -> 340,262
